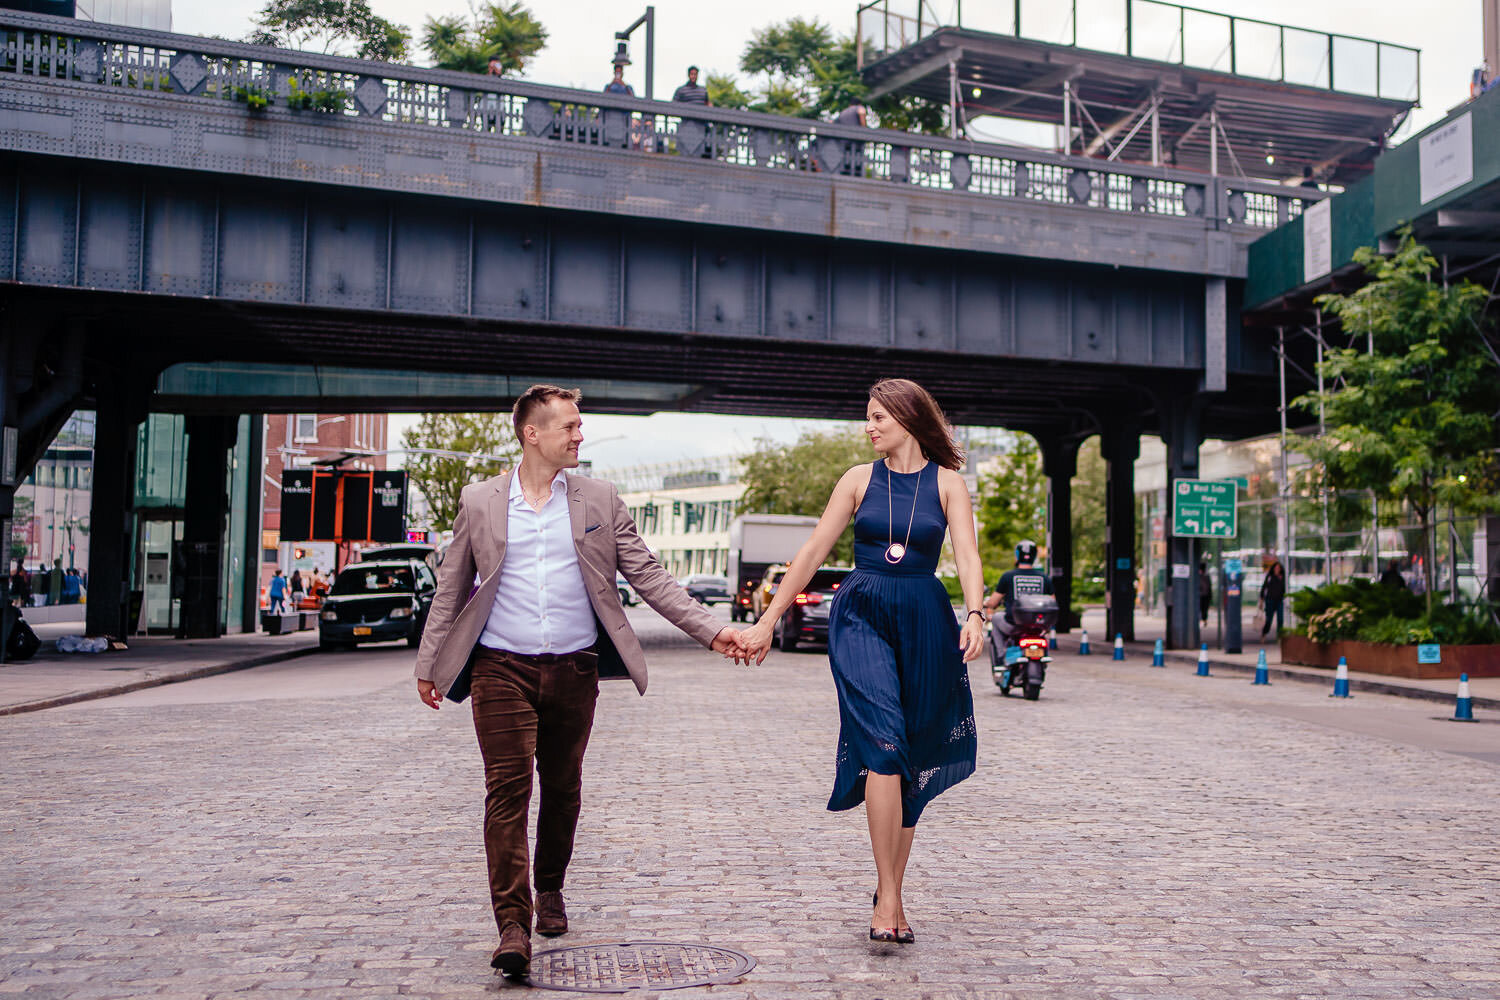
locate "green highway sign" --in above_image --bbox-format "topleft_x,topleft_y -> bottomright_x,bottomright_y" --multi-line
1171,479 -> 1238,538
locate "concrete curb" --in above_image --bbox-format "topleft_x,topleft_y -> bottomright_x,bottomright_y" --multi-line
1143,648 -> 1500,711
0,644 -> 322,717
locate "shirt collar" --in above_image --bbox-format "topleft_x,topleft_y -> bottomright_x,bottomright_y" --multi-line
509,464 -> 569,504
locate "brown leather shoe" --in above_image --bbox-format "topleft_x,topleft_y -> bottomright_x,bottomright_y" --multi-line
490,921 -> 531,977
535,890 -> 568,937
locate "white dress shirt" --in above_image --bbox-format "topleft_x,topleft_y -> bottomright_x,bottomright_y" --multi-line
477,466 -> 599,655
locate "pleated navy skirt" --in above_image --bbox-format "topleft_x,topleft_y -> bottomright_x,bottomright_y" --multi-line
825,567 -> 977,827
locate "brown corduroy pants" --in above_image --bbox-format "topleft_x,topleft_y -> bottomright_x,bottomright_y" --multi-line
469,645 -> 599,933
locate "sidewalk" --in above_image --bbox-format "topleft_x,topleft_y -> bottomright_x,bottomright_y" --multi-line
0,623 -> 320,716
1074,607 -> 1500,709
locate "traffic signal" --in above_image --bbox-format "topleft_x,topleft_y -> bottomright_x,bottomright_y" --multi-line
672,500 -> 682,516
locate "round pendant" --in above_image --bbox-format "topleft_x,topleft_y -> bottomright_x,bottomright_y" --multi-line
885,543 -> 906,564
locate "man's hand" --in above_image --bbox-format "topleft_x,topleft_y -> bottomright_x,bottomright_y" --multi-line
711,627 -> 753,665
417,679 -> 443,710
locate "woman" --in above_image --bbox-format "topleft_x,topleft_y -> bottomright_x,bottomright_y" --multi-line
1260,560 -> 1286,639
739,379 -> 986,944
289,569 -> 305,609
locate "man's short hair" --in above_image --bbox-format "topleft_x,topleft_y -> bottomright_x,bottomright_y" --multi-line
687,65 -> 699,73
512,384 -> 582,440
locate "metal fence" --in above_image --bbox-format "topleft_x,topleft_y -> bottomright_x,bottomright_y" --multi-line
0,9 -> 1316,231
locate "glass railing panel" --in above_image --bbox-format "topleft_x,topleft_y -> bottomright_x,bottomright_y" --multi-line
1130,0 -> 1183,63
1019,0 -> 1075,46
1282,27 -> 1331,90
1331,35 -> 1379,96
1232,19 -> 1284,81
1181,8 -> 1233,73
1378,44 -> 1419,102
1075,0 -> 1129,56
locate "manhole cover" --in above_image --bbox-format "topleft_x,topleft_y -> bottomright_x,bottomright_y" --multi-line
526,941 -> 756,993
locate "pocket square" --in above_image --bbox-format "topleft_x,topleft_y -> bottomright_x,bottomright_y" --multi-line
584,523 -> 603,533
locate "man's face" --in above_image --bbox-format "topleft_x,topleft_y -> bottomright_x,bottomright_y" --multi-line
526,399 -> 583,469
687,68 -> 698,84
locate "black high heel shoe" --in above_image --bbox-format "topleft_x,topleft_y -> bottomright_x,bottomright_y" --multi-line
873,891 -> 916,944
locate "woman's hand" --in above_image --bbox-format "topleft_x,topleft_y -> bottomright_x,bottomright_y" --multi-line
739,622 -> 774,665
958,614 -> 985,663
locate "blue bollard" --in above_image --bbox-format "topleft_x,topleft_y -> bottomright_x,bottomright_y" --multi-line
1195,643 -> 1210,676
1454,674 -> 1475,721
1151,638 -> 1165,667
1079,629 -> 1090,655
1049,628 -> 1058,650
1330,656 -> 1351,698
1252,649 -> 1270,685
1113,633 -> 1125,660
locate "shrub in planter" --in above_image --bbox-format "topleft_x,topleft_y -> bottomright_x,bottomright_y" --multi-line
1305,602 -> 1360,643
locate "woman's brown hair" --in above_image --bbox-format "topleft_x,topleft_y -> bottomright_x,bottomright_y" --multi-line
868,378 -> 964,471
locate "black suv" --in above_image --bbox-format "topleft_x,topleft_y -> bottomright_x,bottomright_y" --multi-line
319,559 -> 436,650
773,568 -> 852,652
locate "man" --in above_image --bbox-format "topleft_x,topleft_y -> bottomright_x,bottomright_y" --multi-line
603,63 -> 634,96
414,385 -> 744,978
982,540 -> 1053,647
671,65 -> 710,105
1198,561 -> 1213,626
1378,560 -> 1407,590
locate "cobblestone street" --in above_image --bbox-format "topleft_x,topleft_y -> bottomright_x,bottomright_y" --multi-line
4,609 -> 1499,999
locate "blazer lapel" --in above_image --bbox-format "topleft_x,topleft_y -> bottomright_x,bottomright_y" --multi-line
568,477 -> 586,546
490,469 -> 514,559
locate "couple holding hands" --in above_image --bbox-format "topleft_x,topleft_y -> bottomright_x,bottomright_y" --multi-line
414,378 -> 986,977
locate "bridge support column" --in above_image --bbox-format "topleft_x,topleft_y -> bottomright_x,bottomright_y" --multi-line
178,415 -> 237,640
84,381 -> 142,638
1163,395 -> 1204,650
1040,437 -> 1080,632
1102,422 -> 1140,642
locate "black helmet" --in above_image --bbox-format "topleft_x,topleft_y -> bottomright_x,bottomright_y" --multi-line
1015,540 -> 1038,565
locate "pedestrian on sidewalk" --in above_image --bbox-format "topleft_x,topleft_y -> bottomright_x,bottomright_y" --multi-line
1260,560 -> 1286,640
1198,560 -> 1213,626
738,378 -> 985,945
1378,560 -> 1407,590
9,562 -> 30,609
267,570 -> 287,615
289,569 -> 305,609
47,558 -> 62,607
413,383 -> 749,979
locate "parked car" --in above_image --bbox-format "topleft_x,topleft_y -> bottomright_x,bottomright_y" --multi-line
682,574 -> 732,605
359,543 -> 438,573
772,568 -> 852,652
616,573 -> 638,607
319,559 -> 436,650
751,564 -> 788,621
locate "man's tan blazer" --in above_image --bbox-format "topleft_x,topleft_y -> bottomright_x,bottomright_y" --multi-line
414,469 -> 722,699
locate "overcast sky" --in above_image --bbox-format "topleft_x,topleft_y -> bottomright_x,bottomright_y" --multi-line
176,0 -> 1479,467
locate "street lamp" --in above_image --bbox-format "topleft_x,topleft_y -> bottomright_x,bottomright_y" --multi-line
615,6 -> 655,100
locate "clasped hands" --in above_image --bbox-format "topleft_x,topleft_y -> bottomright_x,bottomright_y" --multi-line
711,623 -> 773,666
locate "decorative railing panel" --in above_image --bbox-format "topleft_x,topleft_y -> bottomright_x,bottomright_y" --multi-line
0,8 -> 1320,235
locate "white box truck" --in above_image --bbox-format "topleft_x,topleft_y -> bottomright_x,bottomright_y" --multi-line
727,513 -> 820,622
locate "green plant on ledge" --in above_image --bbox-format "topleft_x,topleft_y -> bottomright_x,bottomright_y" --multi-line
285,76 -> 349,113
233,84 -> 272,110
1291,580 -> 1500,646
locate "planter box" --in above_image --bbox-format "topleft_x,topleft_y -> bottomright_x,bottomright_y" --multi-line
1281,635 -> 1500,678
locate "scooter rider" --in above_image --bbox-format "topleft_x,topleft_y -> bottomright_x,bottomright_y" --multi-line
982,540 -> 1053,647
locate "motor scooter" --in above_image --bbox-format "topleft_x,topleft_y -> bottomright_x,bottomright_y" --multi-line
989,593 -> 1059,700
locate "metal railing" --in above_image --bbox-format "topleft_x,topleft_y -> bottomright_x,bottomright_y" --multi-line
0,9 -> 1317,231
857,0 -> 1420,103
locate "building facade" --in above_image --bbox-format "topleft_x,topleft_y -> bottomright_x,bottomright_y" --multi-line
258,413 -> 389,598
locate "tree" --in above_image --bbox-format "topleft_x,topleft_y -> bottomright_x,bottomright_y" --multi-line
975,435 -> 1047,579
401,413 -> 520,532
1296,232 -> 1500,609
423,2 -> 547,76
737,426 -> 872,563
710,18 -> 946,132
1070,438 -> 1107,582
249,0 -> 411,62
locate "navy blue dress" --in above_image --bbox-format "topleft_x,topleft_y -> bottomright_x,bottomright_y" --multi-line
826,461 -> 977,827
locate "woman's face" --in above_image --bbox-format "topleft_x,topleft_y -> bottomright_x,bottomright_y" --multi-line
865,397 -> 910,455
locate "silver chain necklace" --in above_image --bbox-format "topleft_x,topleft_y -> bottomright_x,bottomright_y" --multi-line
885,461 -> 921,564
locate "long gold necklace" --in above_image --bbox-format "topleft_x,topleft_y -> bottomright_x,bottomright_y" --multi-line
885,461 -> 921,564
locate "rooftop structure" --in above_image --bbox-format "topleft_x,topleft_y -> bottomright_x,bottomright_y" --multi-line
858,0 -> 1419,186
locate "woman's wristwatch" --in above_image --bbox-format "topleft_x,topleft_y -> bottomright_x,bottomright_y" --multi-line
966,609 -> 986,623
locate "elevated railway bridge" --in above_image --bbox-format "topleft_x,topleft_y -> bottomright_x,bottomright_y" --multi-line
0,7 -> 1430,649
